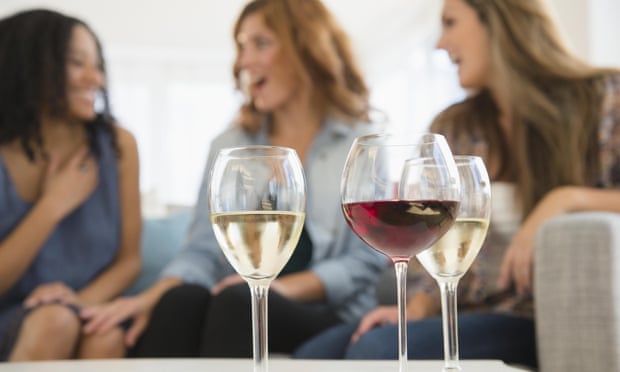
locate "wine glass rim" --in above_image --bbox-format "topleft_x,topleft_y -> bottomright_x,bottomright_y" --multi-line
453,155 -> 484,165
404,155 -> 484,168
353,132 -> 446,146
218,145 -> 297,158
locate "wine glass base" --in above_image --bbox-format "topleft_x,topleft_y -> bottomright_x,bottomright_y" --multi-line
442,366 -> 462,372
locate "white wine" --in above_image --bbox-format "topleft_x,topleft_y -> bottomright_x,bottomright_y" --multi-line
416,218 -> 489,279
211,211 -> 305,284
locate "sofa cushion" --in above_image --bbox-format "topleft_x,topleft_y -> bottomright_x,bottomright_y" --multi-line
127,210 -> 193,295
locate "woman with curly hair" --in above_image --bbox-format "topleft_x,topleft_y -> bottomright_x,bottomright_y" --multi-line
0,9 -> 141,360
82,0 -> 386,357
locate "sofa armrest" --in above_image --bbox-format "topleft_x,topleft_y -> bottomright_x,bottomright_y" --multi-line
534,212 -> 620,372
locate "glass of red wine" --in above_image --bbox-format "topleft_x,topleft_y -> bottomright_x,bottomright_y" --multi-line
341,133 -> 460,372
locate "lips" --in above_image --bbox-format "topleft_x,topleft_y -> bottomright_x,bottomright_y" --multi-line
247,73 -> 267,96
241,70 -> 266,97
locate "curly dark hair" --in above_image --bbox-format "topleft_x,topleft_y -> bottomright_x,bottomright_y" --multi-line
0,8 -> 117,161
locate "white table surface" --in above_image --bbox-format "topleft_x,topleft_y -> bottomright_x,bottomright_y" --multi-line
0,358 -> 528,371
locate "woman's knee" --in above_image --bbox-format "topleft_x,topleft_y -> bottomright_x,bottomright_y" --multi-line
346,325 -> 399,359
292,322 -> 359,359
21,304 -> 81,341
10,304 -> 81,360
150,284 -> 211,324
132,284 -> 211,358
78,327 -> 125,359
157,284 -> 211,311
209,284 -> 250,316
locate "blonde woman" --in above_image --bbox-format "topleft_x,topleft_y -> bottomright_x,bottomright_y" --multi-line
294,0 -> 620,368
82,0 -> 386,357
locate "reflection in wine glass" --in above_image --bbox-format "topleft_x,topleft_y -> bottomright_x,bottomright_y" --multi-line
412,156 -> 491,372
209,146 -> 306,372
341,133 -> 460,372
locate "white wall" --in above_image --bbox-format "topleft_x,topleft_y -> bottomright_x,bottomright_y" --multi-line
0,0 -> 617,209
549,0 -> 620,66
589,0 -> 620,66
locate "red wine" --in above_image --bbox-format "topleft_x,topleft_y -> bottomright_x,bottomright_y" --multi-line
343,200 -> 458,262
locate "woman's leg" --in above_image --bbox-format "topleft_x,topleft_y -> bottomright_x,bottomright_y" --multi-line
77,327 -> 126,359
345,312 -> 537,369
292,321 -> 359,359
456,313 -> 537,369
9,304 -> 81,361
130,284 -> 211,357
201,283 -> 341,357
344,320 -> 408,360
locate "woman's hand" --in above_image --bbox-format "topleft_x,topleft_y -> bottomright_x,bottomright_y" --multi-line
498,186 -> 579,295
81,277 -> 183,347
41,145 -> 99,220
81,295 -> 149,347
350,289 -> 437,343
351,305 -> 398,343
23,282 -> 80,308
211,274 -> 245,295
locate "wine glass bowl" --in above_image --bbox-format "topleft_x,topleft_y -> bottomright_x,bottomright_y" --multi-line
209,146 -> 306,372
341,134 -> 460,262
341,133 -> 460,372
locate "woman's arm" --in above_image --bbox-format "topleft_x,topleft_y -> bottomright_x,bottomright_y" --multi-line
500,75 -> 620,294
271,271 -> 325,302
499,187 -> 620,294
78,126 -> 142,305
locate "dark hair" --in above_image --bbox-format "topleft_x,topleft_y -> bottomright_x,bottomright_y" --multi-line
0,8 -> 117,161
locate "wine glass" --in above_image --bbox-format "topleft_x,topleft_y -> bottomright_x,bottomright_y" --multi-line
412,156 -> 491,372
209,146 -> 306,372
341,133 -> 460,372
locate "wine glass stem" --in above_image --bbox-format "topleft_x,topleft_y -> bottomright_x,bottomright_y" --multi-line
394,261 -> 408,372
250,283 -> 269,372
439,279 -> 461,372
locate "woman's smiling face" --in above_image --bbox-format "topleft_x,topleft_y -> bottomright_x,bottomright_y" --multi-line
436,0 -> 492,90
236,13 -> 299,113
65,24 -> 104,121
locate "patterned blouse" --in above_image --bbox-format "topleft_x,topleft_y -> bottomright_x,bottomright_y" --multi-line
407,73 -> 620,318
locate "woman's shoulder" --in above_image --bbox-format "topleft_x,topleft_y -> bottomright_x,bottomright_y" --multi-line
430,94 -> 488,133
112,124 -> 137,152
210,125 -> 254,149
326,115 -> 384,139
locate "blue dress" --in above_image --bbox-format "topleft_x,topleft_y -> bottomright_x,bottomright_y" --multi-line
0,128 -> 121,359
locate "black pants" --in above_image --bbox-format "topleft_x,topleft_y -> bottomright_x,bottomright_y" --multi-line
131,283 -> 341,357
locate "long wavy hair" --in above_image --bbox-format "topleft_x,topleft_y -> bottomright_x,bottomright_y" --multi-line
232,0 -> 370,132
0,9 -> 117,161
432,0 -> 619,216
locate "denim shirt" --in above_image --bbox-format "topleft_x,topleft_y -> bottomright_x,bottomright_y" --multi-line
162,117 -> 387,321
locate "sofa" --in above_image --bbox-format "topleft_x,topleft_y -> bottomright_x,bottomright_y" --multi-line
130,210 -> 620,371
127,210 -> 192,295
534,211 -> 620,372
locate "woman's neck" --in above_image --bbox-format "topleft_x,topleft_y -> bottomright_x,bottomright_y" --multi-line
488,85 -> 513,137
40,117 -> 86,154
269,99 -> 322,163
271,89 -> 323,135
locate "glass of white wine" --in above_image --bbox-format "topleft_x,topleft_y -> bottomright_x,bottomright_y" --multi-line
408,156 -> 491,372
208,146 -> 306,372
